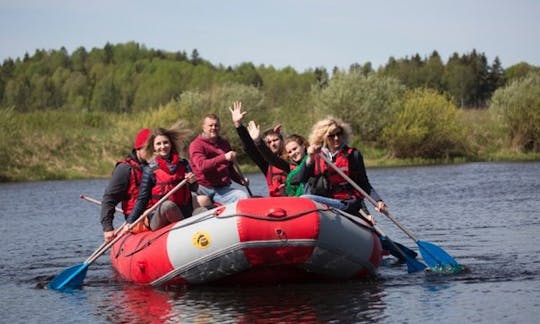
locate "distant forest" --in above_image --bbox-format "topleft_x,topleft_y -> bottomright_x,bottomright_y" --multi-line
1,42 -> 540,182
1,41 -> 538,113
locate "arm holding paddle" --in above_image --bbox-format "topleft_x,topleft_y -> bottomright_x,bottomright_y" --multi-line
100,161 -> 132,242
49,178 -> 189,291
318,152 -> 461,272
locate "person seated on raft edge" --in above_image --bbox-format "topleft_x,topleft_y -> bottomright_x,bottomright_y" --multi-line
289,115 -> 388,223
230,100 -> 288,197
122,121 -> 212,235
189,113 -> 249,205
100,128 -> 151,243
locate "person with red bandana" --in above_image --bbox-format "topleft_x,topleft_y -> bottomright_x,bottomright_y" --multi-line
100,128 -> 151,242
125,121 -> 200,233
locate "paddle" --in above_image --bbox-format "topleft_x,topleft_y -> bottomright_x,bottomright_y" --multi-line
80,194 -> 123,213
358,210 -> 426,272
233,161 -> 253,197
48,178 -> 189,291
319,153 -> 461,272
79,194 -> 125,261
331,206 -> 425,272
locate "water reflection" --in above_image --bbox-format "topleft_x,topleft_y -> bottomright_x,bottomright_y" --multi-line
94,280 -> 387,323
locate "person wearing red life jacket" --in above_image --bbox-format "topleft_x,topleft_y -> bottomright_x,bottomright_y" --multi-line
230,101 -> 288,197
100,128 -> 151,243
291,116 -> 388,218
125,121 -> 201,233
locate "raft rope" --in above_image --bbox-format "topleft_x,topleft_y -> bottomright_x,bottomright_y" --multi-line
117,206 -> 371,257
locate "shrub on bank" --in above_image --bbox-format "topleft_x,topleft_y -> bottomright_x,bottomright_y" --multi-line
382,88 -> 467,159
490,71 -> 540,152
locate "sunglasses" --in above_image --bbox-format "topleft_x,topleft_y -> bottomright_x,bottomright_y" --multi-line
327,131 -> 343,138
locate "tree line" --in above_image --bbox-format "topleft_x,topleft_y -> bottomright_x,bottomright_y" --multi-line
1,41 -> 538,113
1,42 -> 539,182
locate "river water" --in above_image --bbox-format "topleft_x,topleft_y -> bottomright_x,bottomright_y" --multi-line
0,162 -> 539,323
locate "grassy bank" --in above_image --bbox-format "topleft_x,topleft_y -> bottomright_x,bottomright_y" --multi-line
1,108 -> 538,183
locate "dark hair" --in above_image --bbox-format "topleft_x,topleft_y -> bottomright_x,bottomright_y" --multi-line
144,120 -> 192,160
263,128 -> 283,141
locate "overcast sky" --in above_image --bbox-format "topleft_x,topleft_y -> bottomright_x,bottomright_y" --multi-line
1,0 -> 538,71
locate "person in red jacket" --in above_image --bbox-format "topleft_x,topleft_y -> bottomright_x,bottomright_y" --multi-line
100,128 -> 150,242
291,116 -> 388,218
189,113 -> 249,204
126,121 -> 200,233
230,101 -> 288,196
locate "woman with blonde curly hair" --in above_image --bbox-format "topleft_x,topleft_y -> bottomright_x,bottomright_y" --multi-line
290,115 -> 387,216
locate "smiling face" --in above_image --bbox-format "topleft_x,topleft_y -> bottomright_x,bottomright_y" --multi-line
325,127 -> 343,153
153,134 -> 171,159
285,140 -> 305,163
202,116 -> 221,141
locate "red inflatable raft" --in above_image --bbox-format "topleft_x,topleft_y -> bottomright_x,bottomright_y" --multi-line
110,197 -> 382,286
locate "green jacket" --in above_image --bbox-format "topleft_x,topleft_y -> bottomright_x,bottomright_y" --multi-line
285,155 -> 308,196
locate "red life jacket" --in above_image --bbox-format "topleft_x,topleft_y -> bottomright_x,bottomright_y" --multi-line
149,153 -> 193,213
266,164 -> 287,197
313,147 -> 363,200
116,156 -> 144,216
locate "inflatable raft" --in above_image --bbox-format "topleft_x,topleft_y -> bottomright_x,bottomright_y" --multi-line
110,197 -> 382,286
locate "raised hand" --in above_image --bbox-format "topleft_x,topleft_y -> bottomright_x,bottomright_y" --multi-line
247,120 -> 261,141
229,101 -> 246,128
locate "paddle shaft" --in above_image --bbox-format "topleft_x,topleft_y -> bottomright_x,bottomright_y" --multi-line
85,178 -> 189,265
319,153 -> 419,242
80,194 -> 123,213
80,194 -> 125,262
233,161 -> 253,197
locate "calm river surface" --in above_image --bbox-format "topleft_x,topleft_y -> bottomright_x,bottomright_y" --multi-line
1,162 -> 539,323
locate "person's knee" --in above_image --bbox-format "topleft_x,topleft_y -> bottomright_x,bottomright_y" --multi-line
343,198 -> 362,214
196,194 -> 213,207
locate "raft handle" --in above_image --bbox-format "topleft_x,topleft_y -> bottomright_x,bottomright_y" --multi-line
267,208 -> 287,218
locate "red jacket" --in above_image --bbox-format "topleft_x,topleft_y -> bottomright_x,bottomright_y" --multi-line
188,134 -> 243,187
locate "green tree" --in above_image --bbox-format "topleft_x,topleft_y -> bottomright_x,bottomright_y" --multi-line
4,76 -> 31,111
444,53 -> 476,107
312,71 -> 406,144
487,56 -> 505,94
382,88 -> 466,158
91,70 -> 119,111
422,51 -> 444,90
71,46 -> 88,73
490,72 -> 540,151
63,71 -> 91,110
504,62 -> 540,83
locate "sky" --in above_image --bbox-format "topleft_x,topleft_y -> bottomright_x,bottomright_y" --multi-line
1,0 -> 538,72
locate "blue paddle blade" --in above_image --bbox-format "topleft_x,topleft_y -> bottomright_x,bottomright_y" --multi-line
405,256 -> 428,273
48,263 -> 89,291
379,236 -> 426,273
417,240 -> 463,273
392,241 -> 418,259
380,237 -> 417,259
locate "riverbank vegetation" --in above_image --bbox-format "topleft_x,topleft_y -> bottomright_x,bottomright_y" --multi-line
1,42 -> 539,182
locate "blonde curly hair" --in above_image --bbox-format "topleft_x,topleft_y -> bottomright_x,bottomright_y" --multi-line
308,116 -> 352,147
